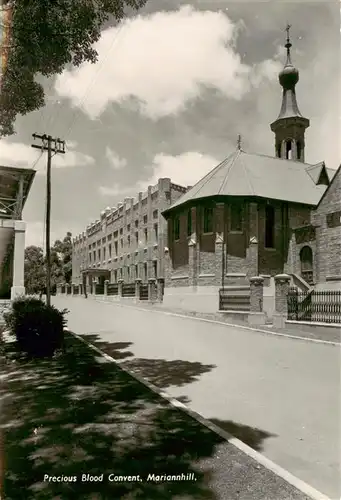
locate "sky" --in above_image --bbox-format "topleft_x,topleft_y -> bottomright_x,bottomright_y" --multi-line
0,0 -> 340,248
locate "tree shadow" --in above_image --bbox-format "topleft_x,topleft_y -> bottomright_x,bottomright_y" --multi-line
208,419 -> 275,452
79,333 -> 216,389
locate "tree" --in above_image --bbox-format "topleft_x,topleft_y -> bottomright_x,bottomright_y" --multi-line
51,231 -> 73,284
24,245 -> 46,294
0,0 -> 147,136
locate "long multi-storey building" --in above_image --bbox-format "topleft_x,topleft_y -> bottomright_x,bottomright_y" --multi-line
72,178 -> 188,290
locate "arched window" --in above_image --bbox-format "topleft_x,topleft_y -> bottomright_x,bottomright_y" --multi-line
285,140 -> 292,160
300,246 -> 313,284
265,205 -> 275,248
296,141 -> 302,160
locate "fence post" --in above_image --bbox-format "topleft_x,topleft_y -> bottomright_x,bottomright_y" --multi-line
148,278 -> 157,303
71,284 -> 75,296
135,278 -> 141,303
248,276 -> 266,325
273,274 -> 291,328
118,279 -> 124,298
157,278 -> 164,303
104,280 -> 109,297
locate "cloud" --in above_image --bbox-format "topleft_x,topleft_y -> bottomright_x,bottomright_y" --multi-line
147,152 -> 218,187
55,6 -> 280,120
105,147 -> 127,170
0,140 -> 95,172
98,151 -> 218,199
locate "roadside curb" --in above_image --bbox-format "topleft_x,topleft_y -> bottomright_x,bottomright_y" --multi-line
93,298 -> 340,347
69,328 -> 332,500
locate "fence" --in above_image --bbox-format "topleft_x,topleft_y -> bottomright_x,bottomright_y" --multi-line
219,288 -> 250,311
139,284 -> 148,301
73,285 -> 79,295
287,288 -> 341,323
107,283 -> 119,296
122,283 -> 135,298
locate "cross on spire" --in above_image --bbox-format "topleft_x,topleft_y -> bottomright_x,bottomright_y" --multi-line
285,23 -> 292,57
237,134 -> 242,150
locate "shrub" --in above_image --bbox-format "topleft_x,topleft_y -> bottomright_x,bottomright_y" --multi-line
4,296 -> 68,358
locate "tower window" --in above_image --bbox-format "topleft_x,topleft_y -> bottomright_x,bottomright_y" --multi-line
297,141 -> 302,160
285,140 -> 292,160
265,205 -> 275,249
203,207 -> 214,233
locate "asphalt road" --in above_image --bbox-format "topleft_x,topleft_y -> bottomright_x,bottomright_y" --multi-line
53,296 -> 340,499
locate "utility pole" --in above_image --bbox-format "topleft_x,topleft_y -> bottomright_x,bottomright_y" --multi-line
31,134 -> 65,306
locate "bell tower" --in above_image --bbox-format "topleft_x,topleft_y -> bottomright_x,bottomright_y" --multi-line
270,25 -> 309,162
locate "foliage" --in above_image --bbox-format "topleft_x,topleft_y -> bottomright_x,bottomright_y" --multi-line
0,0 -> 147,136
24,245 -> 46,294
24,232 -> 73,291
4,296 -> 68,358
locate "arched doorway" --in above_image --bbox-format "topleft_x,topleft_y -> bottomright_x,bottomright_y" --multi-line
300,246 -> 313,284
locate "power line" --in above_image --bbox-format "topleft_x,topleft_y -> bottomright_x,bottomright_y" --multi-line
31,133 -> 65,306
62,21 -> 126,141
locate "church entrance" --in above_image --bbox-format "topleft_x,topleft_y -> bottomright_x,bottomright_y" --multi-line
300,246 -> 313,285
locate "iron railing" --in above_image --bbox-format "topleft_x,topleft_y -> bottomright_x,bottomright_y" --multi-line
288,288 -> 341,323
139,284 -> 149,301
219,288 -> 251,311
122,283 -> 136,298
107,283 -> 119,296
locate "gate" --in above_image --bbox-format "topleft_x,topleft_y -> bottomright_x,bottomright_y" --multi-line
139,284 -> 148,301
107,283 -> 119,296
122,283 -> 135,298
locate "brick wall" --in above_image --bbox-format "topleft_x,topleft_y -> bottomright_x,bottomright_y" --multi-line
72,178 -> 187,285
311,168 -> 341,282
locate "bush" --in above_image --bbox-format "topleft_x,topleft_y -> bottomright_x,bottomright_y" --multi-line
4,297 -> 68,358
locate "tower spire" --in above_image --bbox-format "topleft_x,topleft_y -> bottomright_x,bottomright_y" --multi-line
270,25 -> 309,162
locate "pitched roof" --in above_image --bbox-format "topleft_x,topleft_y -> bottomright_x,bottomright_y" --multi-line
163,149 -> 328,216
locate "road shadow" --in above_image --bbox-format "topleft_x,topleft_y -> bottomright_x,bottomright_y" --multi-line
79,333 -> 216,389
0,332 -> 275,500
208,419 -> 275,452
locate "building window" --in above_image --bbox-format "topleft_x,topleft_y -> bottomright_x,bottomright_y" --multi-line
135,231 -> 139,244
135,220 -> 138,228
187,209 -> 192,236
114,231 -> 118,238
127,235 -> 131,246
230,204 -> 243,232
108,244 -> 112,257
98,249 -> 101,260
114,270 -> 117,282
203,207 -> 213,233
143,215 -> 148,224
103,247 -> 106,260
144,228 -> 148,243
265,205 -> 275,248
127,224 -> 130,232
135,264 -> 138,279
114,241 -> 118,255
93,251 -> 96,261
89,253 -> 91,263
127,267 -> 130,282
153,260 -> 157,278
120,228 -> 123,235
173,215 -> 180,240
154,223 -> 158,241
326,211 -> 341,228
144,262 -> 147,281
153,209 -> 158,219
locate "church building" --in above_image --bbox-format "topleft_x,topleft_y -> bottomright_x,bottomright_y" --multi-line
161,28 -> 340,312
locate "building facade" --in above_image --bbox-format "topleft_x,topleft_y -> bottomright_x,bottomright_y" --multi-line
71,178 -> 187,290
160,30 -> 339,312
